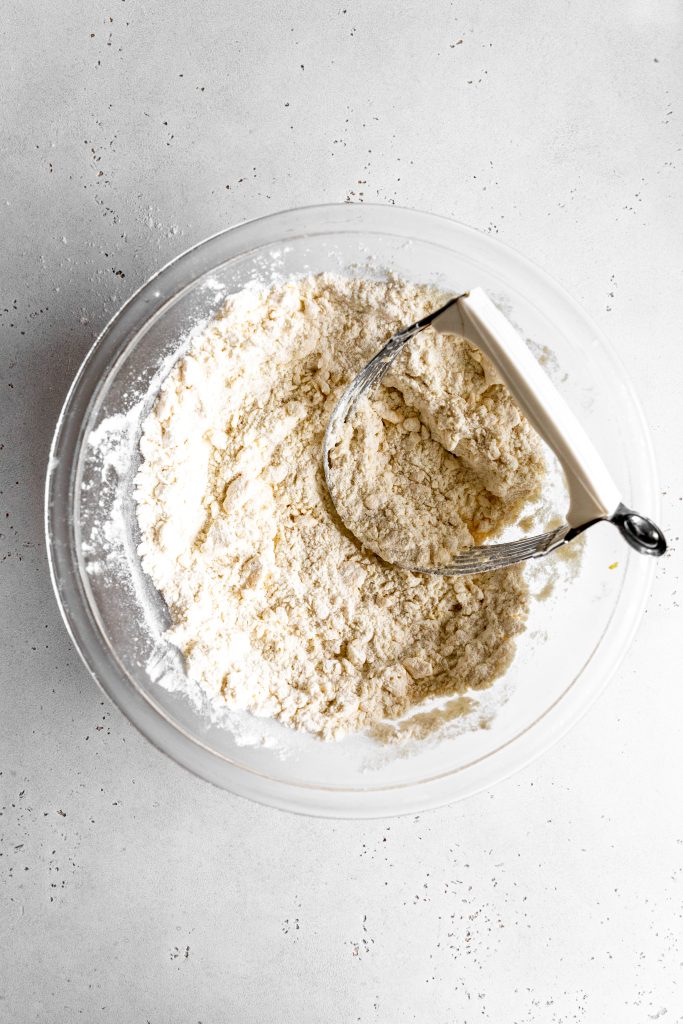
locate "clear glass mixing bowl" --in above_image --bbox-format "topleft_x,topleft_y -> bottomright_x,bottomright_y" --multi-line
45,204 -> 659,817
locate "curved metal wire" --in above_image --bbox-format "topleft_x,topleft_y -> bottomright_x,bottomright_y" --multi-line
322,297 -> 576,576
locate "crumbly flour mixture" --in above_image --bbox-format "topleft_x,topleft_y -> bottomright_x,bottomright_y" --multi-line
135,275 -> 544,740
327,304 -> 544,567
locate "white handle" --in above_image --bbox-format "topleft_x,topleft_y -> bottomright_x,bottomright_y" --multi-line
432,288 -> 622,527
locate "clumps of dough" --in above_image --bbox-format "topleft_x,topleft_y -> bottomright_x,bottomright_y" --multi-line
135,275 -> 543,739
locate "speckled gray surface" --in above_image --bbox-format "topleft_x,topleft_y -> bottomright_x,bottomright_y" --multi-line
2,1 -> 683,1020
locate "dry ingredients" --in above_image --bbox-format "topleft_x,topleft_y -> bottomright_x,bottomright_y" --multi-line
135,275 -> 544,739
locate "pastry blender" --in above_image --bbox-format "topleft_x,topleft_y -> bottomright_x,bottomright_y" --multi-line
322,289 -> 666,576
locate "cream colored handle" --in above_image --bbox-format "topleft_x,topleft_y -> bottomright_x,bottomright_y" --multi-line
432,288 -> 622,527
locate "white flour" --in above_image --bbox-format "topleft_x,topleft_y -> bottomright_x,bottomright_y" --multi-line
327,308 -> 544,567
134,275 -> 545,740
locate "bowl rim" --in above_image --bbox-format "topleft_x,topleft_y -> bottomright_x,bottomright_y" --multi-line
45,202 -> 659,818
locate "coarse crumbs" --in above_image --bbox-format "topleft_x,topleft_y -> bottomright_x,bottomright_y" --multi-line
134,274 -> 544,740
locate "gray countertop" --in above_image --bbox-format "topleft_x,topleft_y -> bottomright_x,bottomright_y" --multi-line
2,1 -> 682,1020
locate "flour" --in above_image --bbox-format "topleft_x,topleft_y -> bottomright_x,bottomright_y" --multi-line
327,322 -> 544,566
134,274 -> 544,740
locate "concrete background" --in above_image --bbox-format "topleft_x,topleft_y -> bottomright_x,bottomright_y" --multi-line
2,0 -> 682,1020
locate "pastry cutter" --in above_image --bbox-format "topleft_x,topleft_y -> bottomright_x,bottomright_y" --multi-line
322,288 -> 667,576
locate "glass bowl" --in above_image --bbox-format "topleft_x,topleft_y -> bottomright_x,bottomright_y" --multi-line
45,204 -> 659,818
